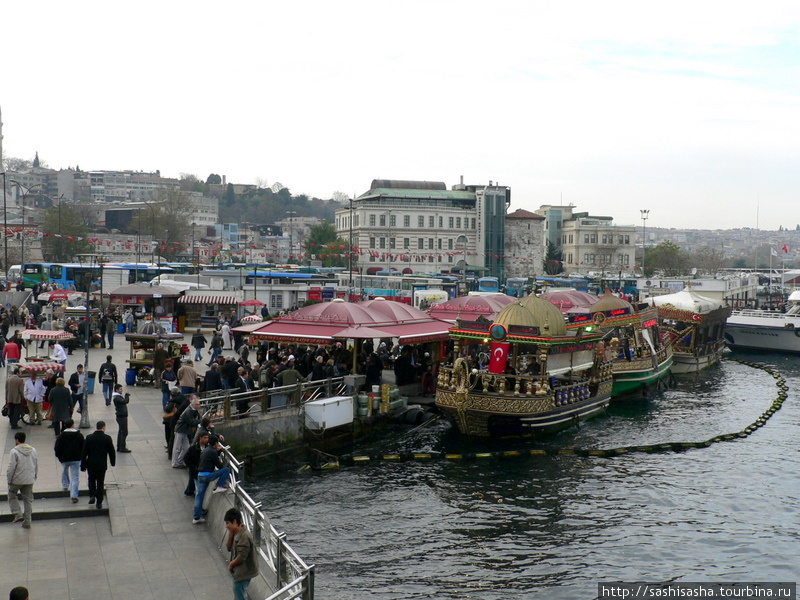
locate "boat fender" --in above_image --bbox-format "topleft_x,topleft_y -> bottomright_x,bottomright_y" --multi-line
794,328 -> 800,337
784,322 -> 795,329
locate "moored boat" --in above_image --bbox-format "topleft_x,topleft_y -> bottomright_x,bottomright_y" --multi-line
643,286 -> 731,373
725,290 -> 800,354
564,291 -> 674,396
435,295 -> 613,438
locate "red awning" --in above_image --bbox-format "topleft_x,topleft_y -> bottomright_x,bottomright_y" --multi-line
178,295 -> 239,305
19,362 -> 66,374
21,329 -> 76,341
372,321 -> 452,345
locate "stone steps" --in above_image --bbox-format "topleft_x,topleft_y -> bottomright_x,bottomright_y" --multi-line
0,490 -> 109,522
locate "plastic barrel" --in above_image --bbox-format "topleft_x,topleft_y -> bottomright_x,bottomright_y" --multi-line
117,323 -> 125,334
125,368 -> 137,386
87,372 -> 96,394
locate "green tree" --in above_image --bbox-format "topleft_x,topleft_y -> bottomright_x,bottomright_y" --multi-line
42,205 -> 94,262
307,221 -> 349,267
543,240 -> 562,275
225,183 -> 235,206
646,241 -> 689,277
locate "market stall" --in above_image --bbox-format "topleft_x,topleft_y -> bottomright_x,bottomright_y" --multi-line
109,283 -> 182,332
20,329 -> 76,360
124,328 -> 184,385
178,291 -> 243,330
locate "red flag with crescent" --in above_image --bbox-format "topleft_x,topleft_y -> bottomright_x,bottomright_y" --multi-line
488,342 -> 510,374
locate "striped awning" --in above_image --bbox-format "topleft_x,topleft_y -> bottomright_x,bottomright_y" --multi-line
19,362 -> 66,374
178,295 -> 239,305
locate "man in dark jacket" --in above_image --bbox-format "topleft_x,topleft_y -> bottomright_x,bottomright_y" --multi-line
68,364 -> 87,414
204,363 -> 223,392
99,356 -> 118,406
192,435 -> 230,524
183,431 -> 209,497
81,420 -> 116,510
191,329 -> 207,361
54,418 -> 84,503
222,357 -> 239,390
111,384 -> 131,452
172,396 -> 201,468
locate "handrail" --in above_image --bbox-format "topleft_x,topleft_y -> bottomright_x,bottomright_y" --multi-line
218,445 -> 315,600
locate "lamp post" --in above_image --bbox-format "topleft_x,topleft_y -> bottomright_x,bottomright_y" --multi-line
286,211 -> 297,264
640,209 -> 650,279
1,171 -> 7,274
348,198 -> 354,290
76,253 -> 97,429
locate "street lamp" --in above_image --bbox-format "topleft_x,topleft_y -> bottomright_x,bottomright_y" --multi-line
286,211 -> 297,264
640,209 -> 650,277
1,171 -> 7,274
76,253 -> 98,429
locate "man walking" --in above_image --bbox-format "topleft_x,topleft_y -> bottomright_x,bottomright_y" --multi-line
81,420 -> 116,510
7,431 -> 38,529
5,366 -> 25,429
54,418 -> 84,503
99,355 -> 118,406
23,372 -> 46,426
208,331 -> 222,366
192,435 -> 231,524
225,507 -> 260,600
112,384 -> 131,452
68,364 -> 87,414
172,395 -> 201,469
191,328 -> 207,361
105,313 -> 116,349
177,360 -> 198,396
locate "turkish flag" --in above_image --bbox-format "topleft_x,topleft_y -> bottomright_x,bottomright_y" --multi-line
488,342 -> 510,374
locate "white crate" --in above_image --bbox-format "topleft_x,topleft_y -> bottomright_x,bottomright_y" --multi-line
304,396 -> 354,430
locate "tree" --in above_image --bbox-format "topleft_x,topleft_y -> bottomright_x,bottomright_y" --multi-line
2,156 -> 32,172
224,183 -> 235,206
306,222 -> 349,267
543,240 -> 562,275
41,205 -> 94,262
148,188 -> 193,258
646,241 -> 689,277
331,191 -> 350,205
690,246 -> 726,275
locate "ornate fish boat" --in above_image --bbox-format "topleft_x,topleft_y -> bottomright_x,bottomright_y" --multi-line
435,294 -> 613,438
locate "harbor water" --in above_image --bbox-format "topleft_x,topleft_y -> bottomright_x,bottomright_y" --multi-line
249,353 -> 800,599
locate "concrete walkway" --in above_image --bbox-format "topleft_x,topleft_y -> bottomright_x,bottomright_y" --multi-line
0,334 -> 236,600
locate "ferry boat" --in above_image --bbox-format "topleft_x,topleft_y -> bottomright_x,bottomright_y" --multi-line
435,294 -> 613,438
643,286 -> 731,373
724,290 -> 800,353
565,291 -> 673,396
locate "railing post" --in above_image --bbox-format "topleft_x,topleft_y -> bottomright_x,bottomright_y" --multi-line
325,378 -> 333,398
295,382 -> 303,406
276,532 -> 287,589
306,566 -> 315,600
224,393 -> 231,420
261,388 -> 269,413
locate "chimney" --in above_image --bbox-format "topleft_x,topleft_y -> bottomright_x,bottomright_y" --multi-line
222,175 -> 227,185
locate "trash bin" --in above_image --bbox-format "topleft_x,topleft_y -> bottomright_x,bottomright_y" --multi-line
87,371 -> 96,394
117,323 -> 125,334
126,368 -> 137,386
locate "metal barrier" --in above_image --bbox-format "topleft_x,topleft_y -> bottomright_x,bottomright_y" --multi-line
219,445 -> 315,600
199,377 -> 349,423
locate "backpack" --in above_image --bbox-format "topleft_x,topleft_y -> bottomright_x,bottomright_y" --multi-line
259,367 -> 271,388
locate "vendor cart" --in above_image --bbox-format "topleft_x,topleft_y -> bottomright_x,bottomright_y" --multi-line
19,329 -> 77,361
124,331 -> 183,386
12,361 -> 67,424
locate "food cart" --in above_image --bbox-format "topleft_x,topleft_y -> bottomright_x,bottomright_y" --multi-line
19,329 -> 77,361
11,361 -> 67,424
124,329 -> 184,386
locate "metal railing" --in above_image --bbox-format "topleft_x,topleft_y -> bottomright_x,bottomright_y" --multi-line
199,377 -> 349,423
219,445 -> 315,600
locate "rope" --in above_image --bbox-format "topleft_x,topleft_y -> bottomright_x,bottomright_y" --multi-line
325,357 -> 787,468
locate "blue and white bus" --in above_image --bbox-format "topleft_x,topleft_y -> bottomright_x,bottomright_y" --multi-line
505,278 -> 528,297
478,276 -> 500,293
534,276 -> 590,293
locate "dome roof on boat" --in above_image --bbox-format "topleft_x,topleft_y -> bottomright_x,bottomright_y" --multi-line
643,285 -> 726,314
495,294 -> 567,336
590,289 -> 633,313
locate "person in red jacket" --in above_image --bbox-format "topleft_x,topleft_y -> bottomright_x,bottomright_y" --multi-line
3,339 -> 21,363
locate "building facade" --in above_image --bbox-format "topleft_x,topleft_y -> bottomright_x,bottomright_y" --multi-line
559,212 -> 636,275
334,178 -> 510,279
504,209 -> 545,279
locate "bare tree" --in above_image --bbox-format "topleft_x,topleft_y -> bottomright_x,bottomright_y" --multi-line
255,177 -> 269,189
271,182 -> 285,193
332,191 -> 350,204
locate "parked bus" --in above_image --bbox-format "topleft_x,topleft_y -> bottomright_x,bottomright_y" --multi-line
534,276 -> 590,293
478,276 -> 500,293
105,263 -> 176,283
505,278 -> 528,297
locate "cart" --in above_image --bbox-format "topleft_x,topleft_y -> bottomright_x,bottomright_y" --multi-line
124,331 -> 183,386
19,329 -> 76,361
13,361 -> 67,424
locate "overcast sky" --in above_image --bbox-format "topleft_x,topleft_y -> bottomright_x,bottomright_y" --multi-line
2,1 -> 799,230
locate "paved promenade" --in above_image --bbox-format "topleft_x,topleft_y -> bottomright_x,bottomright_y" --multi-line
0,335 -> 236,600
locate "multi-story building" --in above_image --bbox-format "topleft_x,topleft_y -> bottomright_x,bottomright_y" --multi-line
504,209 -> 545,279
335,178 -> 510,279
87,170 -> 180,202
560,212 -> 636,275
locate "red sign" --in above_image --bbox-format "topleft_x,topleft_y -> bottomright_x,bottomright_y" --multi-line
488,342 -> 510,374
608,308 -> 629,316
642,318 -> 658,328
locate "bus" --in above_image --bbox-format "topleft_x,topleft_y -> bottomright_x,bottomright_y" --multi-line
163,262 -> 200,275
478,276 -> 500,293
105,263 -> 176,283
505,278 -> 528,297
22,262 -> 135,291
334,273 -> 456,304
534,276 -> 590,293
598,276 -> 638,296
6,265 -> 21,283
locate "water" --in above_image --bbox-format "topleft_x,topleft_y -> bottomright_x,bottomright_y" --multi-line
249,354 -> 800,599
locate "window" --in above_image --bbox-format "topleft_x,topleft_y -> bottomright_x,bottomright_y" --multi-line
456,217 -> 461,228
404,215 -> 410,227
618,235 -> 624,245
448,239 -> 454,250
418,216 -> 424,227
429,216 -> 435,228
369,255 -> 375,262
590,234 -> 597,243
448,255 -> 454,263
418,238 -> 424,249
464,218 -> 469,230
369,238 -> 376,249
449,217 -> 454,228
403,238 -> 409,249
584,234 -> 590,243
389,238 -> 395,249
428,238 -> 434,249
379,237 -> 386,249
389,215 -> 396,227
369,214 -> 376,227
438,239 -> 443,250
379,215 -> 386,226
270,294 -> 283,309
438,217 -> 443,228
471,218 -> 476,229
625,235 -> 630,244
428,256 -> 434,263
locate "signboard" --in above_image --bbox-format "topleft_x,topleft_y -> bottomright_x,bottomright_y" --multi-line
508,324 -> 541,336
642,318 -> 658,328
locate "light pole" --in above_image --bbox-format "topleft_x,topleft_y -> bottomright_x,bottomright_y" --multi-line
76,253 -> 97,429
348,198 -> 354,290
640,209 -> 650,278
1,171 -> 7,274
286,211 -> 297,264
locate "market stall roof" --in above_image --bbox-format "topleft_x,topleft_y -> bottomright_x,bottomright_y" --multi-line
249,321 -> 356,344
109,283 -> 183,298
371,320 -> 452,345
178,293 -> 241,305
358,297 -> 433,323
541,290 -> 599,315
427,293 -> 514,322
18,361 -> 66,374
37,290 -> 85,303
21,329 -> 75,341
642,285 -> 727,314
280,298 -> 382,326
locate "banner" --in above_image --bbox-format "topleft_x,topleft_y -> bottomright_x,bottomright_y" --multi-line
488,342 -> 510,374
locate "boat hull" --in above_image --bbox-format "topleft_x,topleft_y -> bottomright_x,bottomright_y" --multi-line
436,380 -> 613,438
610,354 -> 673,396
724,320 -> 800,354
670,348 -> 723,374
